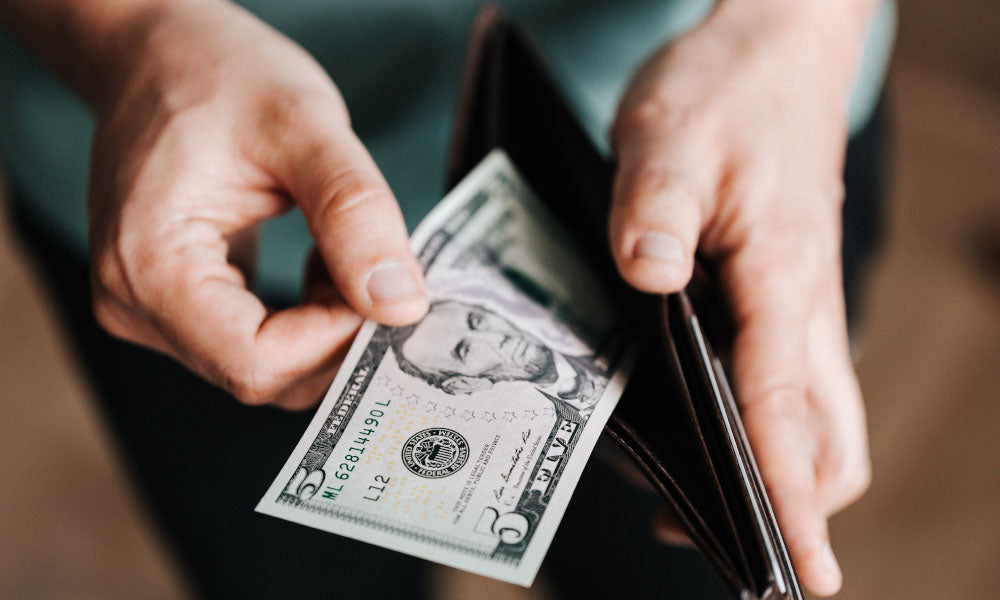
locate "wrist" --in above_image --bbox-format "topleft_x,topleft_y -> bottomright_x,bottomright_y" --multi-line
84,0 -> 218,115
714,0 -> 880,39
711,0 -> 879,80
0,0 -> 245,113
707,0 -> 879,95
0,0 -> 178,108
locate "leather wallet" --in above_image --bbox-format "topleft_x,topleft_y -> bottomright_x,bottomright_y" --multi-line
445,7 -> 804,600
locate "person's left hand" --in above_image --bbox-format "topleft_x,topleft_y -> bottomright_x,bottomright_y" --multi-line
609,2 -> 876,596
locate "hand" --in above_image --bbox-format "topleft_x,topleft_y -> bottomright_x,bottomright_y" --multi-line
87,1 -> 428,410
611,3 -> 874,595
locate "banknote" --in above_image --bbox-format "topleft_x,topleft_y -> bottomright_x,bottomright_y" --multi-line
256,150 -> 631,586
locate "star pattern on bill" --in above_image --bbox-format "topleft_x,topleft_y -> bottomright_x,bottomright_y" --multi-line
428,404 -> 562,423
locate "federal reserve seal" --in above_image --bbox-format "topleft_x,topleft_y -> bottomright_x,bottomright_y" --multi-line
401,428 -> 470,479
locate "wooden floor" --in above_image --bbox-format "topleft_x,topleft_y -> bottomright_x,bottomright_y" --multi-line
1,1 -> 997,598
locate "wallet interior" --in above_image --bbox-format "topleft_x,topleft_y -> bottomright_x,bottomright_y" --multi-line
445,7 -> 802,600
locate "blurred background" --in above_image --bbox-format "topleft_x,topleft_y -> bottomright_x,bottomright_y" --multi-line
1,0 -> 998,598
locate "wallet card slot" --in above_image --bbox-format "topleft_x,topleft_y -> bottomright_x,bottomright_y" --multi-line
607,323 -> 744,590
603,419 -> 739,588
667,295 -> 759,591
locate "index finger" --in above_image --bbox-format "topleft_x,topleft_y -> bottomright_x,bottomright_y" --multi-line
140,230 -> 362,406
723,237 -> 843,596
259,94 -> 428,327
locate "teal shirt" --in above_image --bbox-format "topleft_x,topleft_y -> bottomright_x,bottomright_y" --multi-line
0,0 -> 895,299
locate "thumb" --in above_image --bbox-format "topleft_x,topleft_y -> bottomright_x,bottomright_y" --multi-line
277,112 -> 428,326
610,116 -> 716,294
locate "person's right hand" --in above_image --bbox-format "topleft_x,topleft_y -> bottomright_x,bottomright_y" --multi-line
87,0 -> 428,410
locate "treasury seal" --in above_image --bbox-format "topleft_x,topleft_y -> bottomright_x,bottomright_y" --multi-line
401,428 -> 470,479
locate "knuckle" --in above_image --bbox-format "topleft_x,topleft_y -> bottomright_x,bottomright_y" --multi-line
613,94 -> 708,148
93,228 -> 151,300
832,456 -> 872,506
93,251 -> 128,299
614,96 -> 669,142
227,356 -> 285,408
736,224 -> 836,299
228,373 -> 273,407
815,433 -> 872,512
618,162 -> 704,211
91,293 -> 134,343
314,167 -> 391,224
742,383 -> 809,423
260,88 -> 348,137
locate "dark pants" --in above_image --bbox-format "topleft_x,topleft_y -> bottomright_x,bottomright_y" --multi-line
7,104 -> 885,600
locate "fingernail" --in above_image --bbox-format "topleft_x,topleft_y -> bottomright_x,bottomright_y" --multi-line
815,543 -> 843,593
366,261 -> 422,304
633,232 -> 685,264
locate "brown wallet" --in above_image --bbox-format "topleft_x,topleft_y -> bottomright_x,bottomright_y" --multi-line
445,7 -> 803,600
